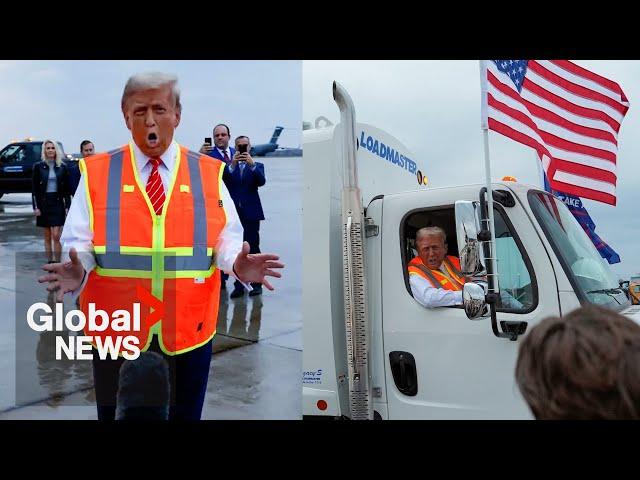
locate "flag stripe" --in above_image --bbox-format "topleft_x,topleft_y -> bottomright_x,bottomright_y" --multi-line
553,159 -> 617,184
549,177 -> 616,205
552,169 -> 616,196
488,117 -> 548,157
521,99 -> 617,145
487,95 -> 546,146
551,60 -> 628,99
487,105 -> 617,176
550,150 -> 616,176
525,71 -> 624,126
538,119 -> 617,156
528,61 -> 627,119
539,130 -> 615,162
523,78 -> 621,133
522,85 -> 619,138
487,107 -> 548,155
538,60 -> 628,104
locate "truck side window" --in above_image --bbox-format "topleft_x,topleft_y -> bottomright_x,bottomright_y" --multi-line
493,207 -> 537,313
26,144 -> 42,164
402,207 -> 461,307
402,206 -> 536,313
0,145 -> 26,164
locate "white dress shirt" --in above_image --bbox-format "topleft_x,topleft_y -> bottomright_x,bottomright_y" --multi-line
217,146 -> 230,160
409,262 -> 524,309
229,161 -> 257,175
61,140 -> 246,296
409,263 -> 464,308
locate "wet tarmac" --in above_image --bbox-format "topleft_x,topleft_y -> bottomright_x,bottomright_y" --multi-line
0,156 -> 301,420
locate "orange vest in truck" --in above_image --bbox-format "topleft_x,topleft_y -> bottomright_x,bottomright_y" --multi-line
407,255 -> 465,291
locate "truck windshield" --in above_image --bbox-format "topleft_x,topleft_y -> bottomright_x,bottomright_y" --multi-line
528,191 -> 629,312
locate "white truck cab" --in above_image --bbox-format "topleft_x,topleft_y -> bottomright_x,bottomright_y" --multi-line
302,83 -> 637,420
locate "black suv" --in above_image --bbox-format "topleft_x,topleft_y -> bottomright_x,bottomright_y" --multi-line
0,140 -> 69,199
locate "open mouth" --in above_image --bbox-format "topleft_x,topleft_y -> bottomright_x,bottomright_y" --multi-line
147,133 -> 158,145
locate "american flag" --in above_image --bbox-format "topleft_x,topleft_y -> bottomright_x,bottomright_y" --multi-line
482,60 -> 630,205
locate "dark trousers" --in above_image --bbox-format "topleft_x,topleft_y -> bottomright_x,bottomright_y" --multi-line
92,337 -> 213,420
234,218 -> 261,291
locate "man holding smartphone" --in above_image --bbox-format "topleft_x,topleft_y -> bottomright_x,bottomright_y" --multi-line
200,124 -> 234,167
224,135 -> 266,298
200,124 -> 235,290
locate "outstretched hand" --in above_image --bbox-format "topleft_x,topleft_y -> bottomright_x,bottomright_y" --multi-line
232,241 -> 284,291
37,247 -> 85,302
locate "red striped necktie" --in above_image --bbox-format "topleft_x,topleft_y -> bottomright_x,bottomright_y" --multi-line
146,157 -> 165,215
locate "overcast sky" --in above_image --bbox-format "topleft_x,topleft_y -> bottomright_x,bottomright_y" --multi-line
0,60 -> 302,154
304,60 -> 640,279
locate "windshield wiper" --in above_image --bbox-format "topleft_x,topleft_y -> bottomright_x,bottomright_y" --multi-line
586,288 -> 623,295
586,288 -> 626,306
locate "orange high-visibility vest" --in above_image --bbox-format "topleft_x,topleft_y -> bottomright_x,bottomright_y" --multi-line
78,143 -> 226,355
407,255 -> 465,291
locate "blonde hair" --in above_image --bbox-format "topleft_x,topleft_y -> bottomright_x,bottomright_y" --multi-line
41,140 -> 64,167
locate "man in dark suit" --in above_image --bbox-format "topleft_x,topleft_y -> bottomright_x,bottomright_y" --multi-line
223,135 -> 266,298
200,124 -> 235,289
200,124 -> 234,166
68,140 -> 96,196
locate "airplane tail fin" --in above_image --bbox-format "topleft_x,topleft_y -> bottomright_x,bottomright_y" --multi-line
269,126 -> 284,145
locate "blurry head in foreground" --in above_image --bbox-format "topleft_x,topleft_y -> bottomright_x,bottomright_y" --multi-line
515,305 -> 640,420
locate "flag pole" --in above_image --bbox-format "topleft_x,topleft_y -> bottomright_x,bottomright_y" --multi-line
535,151 -> 546,190
479,60 -> 499,294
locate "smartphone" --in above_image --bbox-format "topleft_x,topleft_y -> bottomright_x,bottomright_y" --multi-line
237,144 -> 248,154
204,137 -> 212,146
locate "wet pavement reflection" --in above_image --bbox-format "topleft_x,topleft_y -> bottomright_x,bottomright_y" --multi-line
214,294 -> 263,349
0,156 -> 301,419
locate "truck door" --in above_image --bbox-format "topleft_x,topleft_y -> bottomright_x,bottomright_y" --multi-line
381,190 -> 560,419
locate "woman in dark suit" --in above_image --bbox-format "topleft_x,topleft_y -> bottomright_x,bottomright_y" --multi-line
32,140 -> 71,263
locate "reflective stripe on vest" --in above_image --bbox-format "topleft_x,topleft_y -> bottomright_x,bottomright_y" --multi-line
409,262 -> 443,288
93,149 -> 213,274
442,256 -> 465,288
164,151 -> 211,271
408,256 -> 464,291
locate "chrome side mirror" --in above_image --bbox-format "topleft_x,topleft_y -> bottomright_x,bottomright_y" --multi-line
460,239 -> 483,277
463,282 -> 488,320
455,200 -> 486,276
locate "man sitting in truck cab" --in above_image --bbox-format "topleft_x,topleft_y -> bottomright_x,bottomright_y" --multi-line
407,226 -> 465,308
407,225 -> 524,310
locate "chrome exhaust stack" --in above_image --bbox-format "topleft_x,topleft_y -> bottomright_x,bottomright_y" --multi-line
333,81 -> 372,420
